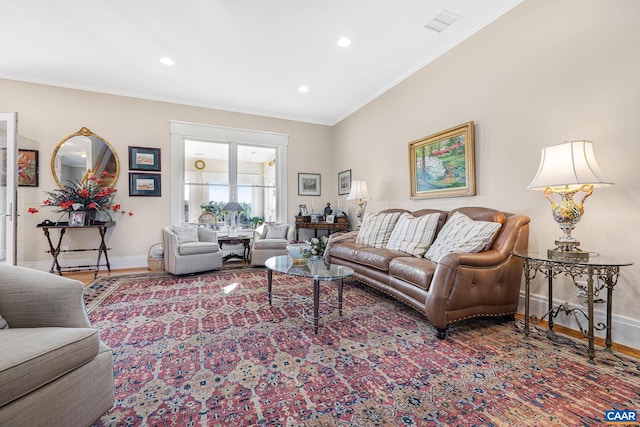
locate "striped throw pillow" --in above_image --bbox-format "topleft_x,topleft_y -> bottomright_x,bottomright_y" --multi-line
385,213 -> 440,257
356,211 -> 401,248
424,211 -> 502,262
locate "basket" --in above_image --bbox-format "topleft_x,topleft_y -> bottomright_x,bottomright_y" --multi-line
147,243 -> 165,271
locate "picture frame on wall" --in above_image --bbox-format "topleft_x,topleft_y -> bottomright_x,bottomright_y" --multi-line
128,146 -> 161,171
129,172 -> 161,196
298,173 -> 321,196
409,121 -> 476,199
18,149 -> 39,187
338,169 -> 351,195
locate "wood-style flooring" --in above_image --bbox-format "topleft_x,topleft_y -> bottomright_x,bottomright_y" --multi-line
65,268 -> 640,360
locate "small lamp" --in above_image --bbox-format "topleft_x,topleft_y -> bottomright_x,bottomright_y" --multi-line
222,201 -> 244,237
527,140 -> 613,261
346,180 -> 371,227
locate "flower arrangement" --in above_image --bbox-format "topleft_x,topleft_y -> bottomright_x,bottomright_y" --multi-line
28,172 -> 132,222
309,236 -> 329,256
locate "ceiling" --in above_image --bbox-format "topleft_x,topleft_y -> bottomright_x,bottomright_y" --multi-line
1,0 -> 523,126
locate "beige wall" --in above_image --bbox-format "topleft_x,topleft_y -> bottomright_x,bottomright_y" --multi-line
333,0 -> 640,343
0,79 -> 333,267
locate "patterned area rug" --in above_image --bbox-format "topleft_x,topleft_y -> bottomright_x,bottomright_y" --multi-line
85,269 -> 640,426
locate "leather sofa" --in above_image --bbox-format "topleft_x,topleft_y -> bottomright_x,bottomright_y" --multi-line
0,265 -> 114,426
326,207 -> 530,338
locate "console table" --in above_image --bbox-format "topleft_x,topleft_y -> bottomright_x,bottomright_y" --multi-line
295,222 -> 349,240
37,221 -> 115,278
513,250 -> 632,364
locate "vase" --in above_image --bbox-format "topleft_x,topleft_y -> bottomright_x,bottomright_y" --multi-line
85,210 -> 97,225
286,243 -> 311,264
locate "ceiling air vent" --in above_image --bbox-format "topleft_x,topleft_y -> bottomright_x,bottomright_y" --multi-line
425,10 -> 460,33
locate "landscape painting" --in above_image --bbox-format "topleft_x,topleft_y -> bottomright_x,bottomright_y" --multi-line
409,121 -> 475,199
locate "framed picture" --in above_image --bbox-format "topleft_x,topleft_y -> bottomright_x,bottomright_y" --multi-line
69,211 -> 86,227
326,214 -> 335,223
128,146 -> 161,171
299,204 -> 309,216
298,173 -> 321,196
338,169 -> 351,195
311,214 -> 319,223
409,121 -> 475,199
129,172 -> 161,196
18,149 -> 39,187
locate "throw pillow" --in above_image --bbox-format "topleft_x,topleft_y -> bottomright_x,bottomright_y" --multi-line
424,211 -> 502,263
385,213 -> 440,257
173,225 -> 199,244
356,211 -> 401,248
265,224 -> 289,240
0,313 -> 9,329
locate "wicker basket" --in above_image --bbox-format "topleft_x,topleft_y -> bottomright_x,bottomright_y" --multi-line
147,243 -> 165,271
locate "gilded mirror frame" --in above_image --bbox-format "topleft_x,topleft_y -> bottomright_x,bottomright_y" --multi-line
51,127 -> 120,189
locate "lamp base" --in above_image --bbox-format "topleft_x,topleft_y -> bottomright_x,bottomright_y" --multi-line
548,240 -> 589,262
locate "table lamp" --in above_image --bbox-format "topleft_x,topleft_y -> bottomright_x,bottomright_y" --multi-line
346,180 -> 371,228
222,201 -> 244,237
527,140 -> 613,261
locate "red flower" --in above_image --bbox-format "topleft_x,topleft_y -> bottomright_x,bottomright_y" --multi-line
43,199 -> 52,205
28,207 -> 39,214
128,212 -> 134,216
88,202 -> 97,209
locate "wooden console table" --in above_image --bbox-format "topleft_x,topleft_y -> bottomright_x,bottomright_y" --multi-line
295,221 -> 349,240
513,250 -> 632,364
37,221 -> 115,278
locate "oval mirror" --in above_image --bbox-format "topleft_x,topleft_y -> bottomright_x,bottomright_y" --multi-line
51,127 -> 119,188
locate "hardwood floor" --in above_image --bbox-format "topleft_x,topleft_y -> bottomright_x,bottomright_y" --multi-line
67,268 -> 639,360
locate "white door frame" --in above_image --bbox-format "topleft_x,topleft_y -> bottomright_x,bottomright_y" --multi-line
1,112 -> 18,265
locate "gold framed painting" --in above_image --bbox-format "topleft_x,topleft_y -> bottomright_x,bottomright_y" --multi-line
409,121 -> 475,199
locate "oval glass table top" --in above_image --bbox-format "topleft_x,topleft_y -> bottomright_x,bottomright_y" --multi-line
51,127 -> 119,189
265,255 -> 354,280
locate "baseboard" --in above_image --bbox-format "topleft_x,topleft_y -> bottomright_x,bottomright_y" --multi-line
518,291 -> 640,350
19,255 -> 149,273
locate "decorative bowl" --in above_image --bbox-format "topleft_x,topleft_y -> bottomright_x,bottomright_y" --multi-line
286,243 -> 311,263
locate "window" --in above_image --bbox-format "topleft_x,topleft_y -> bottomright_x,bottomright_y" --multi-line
170,122 -> 288,226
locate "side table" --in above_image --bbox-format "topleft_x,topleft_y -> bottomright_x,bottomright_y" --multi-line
513,250 -> 632,364
218,235 -> 251,263
37,221 -> 116,278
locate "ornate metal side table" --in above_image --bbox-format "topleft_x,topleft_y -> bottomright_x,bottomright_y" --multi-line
513,250 -> 632,364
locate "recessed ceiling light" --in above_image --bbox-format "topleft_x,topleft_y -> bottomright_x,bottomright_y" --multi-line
337,37 -> 351,47
160,57 -> 174,66
299,86 -> 309,93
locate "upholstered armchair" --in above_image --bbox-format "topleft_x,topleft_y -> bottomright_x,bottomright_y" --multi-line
163,225 -> 223,275
0,265 -> 114,427
250,223 -> 295,266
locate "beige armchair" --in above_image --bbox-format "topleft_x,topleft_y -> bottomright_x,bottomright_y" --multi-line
0,265 -> 114,427
163,225 -> 223,275
250,223 -> 295,266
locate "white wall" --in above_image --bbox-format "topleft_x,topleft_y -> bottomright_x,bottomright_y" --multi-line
333,0 -> 640,347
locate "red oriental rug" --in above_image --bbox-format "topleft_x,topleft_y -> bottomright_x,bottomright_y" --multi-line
85,269 -> 640,426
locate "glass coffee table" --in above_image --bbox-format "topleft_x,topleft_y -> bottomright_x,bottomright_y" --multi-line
265,255 -> 354,333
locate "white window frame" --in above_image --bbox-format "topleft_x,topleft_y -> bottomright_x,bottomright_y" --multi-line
169,121 -> 288,225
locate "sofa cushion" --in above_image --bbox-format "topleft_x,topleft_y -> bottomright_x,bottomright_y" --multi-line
328,241 -> 365,263
265,224 -> 289,240
389,257 -> 437,290
356,211 -> 401,248
385,213 -> 440,257
178,241 -> 220,256
254,239 -> 288,250
0,327 -> 100,407
0,314 -> 8,329
354,247 -> 407,272
173,225 -> 198,244
425,211 -> 502,262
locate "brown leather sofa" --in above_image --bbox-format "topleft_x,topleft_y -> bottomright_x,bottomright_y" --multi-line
326,207 -> 530,338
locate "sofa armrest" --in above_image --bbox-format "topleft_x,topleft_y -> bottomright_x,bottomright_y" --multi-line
438,249 -> 507,269
0,265 -> 91,329
198,227 -> 218,243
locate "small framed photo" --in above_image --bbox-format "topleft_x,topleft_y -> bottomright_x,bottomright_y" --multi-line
338,169 -> 351,195
299,204 -> 309,216
128,146 -> 161,171
298,173 -> 321,196
18,149 -> 39,187
311,214 -> 320,223
129,172 -> 161,196
326,214 -> 335,223
69,211 -> 86,227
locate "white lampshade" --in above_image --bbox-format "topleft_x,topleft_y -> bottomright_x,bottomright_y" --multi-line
346,180 -> 371,200
527,140 -> 614,191
222,201 -> 244,212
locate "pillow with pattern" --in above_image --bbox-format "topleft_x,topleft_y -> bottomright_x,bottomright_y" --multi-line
424,211 -> 502,263
356,211 -> 401,248
385,212 -> 440,257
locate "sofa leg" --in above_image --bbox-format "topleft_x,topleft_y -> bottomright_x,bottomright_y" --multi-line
435,328 -> 447,339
